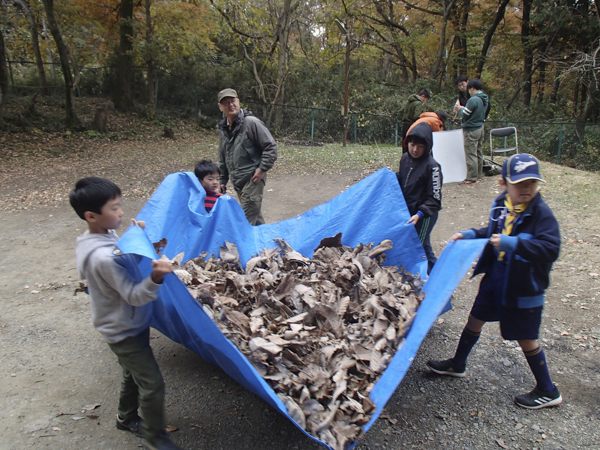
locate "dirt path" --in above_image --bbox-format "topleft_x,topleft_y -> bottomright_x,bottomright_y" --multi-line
1,171 -> 599,450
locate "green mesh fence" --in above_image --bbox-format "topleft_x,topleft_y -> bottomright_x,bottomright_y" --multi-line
5,61 -> 600,172
245,102 -> 400,145
448,120 -> 600,172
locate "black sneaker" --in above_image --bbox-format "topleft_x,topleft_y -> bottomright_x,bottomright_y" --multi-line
514,386 -> 562,410
116,414 -> 142,437
142,433 -> 184,450
426,359 -> 466,378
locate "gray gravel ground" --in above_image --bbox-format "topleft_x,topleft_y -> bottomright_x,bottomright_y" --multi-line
1,170 -> 599,450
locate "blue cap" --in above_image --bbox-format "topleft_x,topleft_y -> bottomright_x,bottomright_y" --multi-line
502,153 -> 544,184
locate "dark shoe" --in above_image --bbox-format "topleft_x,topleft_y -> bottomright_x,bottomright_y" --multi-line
459,180 -> 477,185
116,414 -> 142,437
142,433 -> 184,450
514,385 -> 562,409
426,358 -> 466,378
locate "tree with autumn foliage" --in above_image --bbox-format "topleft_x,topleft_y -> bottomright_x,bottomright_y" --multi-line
0,0 -> 599,127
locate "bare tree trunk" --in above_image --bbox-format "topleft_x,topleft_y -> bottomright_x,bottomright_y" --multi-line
368,0 -> 418,79
241,40 -> 268,104
537,61 -> 545,104
398,48 -> 411,82
66,45 -> 81,93
145,0 -> 155,118
550,66 -> 560,103
114,0 -> 135,111
577,82 -> 591,123
451,0 -> 470,77
41,19 -> 55,78
273,0 -> 298,129
410,49 -> 418,81
573,78 -> 580,113
13,0 -> 48,95
41,0 -> 79,127
430,0 -> 456,80
0,28 -> 9,131
475,0 -> 511,78
521,0 -> 533,106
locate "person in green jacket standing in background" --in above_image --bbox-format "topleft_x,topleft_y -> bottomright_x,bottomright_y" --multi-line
401,89 -> 431,153
454,79 -> 489,185
217,88 -> 278,225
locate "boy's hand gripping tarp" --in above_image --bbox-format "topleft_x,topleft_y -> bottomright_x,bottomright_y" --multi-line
117,168 -> 486,449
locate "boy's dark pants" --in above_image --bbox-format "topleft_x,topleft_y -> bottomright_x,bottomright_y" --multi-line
108,328 -> 165,441
415,211 -> 438,275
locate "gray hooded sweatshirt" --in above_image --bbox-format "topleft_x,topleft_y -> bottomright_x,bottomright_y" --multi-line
76,231 -> 159,344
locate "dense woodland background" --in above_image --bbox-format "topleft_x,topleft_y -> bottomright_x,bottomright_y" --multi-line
1,0 -> 600,132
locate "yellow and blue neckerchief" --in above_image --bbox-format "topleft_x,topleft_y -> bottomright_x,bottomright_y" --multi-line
497,195 -> 530,261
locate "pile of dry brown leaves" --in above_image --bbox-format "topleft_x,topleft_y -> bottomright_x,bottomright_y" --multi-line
172,237 -> 424,450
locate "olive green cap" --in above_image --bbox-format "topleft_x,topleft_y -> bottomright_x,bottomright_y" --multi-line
218,88 -> 238,103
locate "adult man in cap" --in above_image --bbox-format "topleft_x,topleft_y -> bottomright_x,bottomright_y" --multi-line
217,88 -> 278,225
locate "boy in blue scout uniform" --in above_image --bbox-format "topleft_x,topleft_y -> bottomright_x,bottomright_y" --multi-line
427,154 -> 562,409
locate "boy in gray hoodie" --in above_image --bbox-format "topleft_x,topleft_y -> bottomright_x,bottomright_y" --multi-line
70,177 -> 182,450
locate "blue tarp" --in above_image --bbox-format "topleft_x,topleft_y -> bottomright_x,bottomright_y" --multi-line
116,168 -> 486,449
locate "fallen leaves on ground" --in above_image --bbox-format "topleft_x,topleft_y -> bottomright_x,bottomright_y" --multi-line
173,237 -> 424,450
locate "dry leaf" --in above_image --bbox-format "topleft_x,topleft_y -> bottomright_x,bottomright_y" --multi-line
82,403 -> 101,412
175,238 -> 424,450
496,438 -> 509,449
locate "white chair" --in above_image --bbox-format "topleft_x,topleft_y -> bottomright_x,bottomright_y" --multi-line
489,126 -> 518,162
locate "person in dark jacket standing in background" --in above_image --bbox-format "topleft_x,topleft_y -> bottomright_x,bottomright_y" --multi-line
401,89 -> 431,153
397,122 -> 442,275
454,79 -> 489,185
455,75 -> 491,118
217,88 -> 278,225
456,75 -> 470,107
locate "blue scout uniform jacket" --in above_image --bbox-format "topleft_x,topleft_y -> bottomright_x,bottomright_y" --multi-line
462,191 -> 561,308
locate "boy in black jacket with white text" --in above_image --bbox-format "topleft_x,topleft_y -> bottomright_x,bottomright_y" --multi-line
427,154 -> 562,409
397,122 -> 443,275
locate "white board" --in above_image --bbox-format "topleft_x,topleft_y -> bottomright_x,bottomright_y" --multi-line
432,129 -> 466,184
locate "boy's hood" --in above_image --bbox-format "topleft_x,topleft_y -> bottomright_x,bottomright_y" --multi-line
419,111 -> 440,121
474,91 -> 489,105
406,122 -> 433,158
76,231 -> 119,279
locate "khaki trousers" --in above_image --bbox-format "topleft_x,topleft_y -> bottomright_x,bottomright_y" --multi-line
463,127 -> 485,181
235,177 -> 266,226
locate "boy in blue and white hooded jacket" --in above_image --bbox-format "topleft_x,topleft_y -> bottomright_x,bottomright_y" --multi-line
427,154 -> 563,410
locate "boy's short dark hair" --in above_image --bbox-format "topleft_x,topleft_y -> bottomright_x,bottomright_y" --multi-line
456,75 -> 468,84
194,159 -> 221,180
407,135 -> 427,146
69,177 -> 122,220
435,110 -> 448,122
418,89 -> 431,99
467,78 -> 483,91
